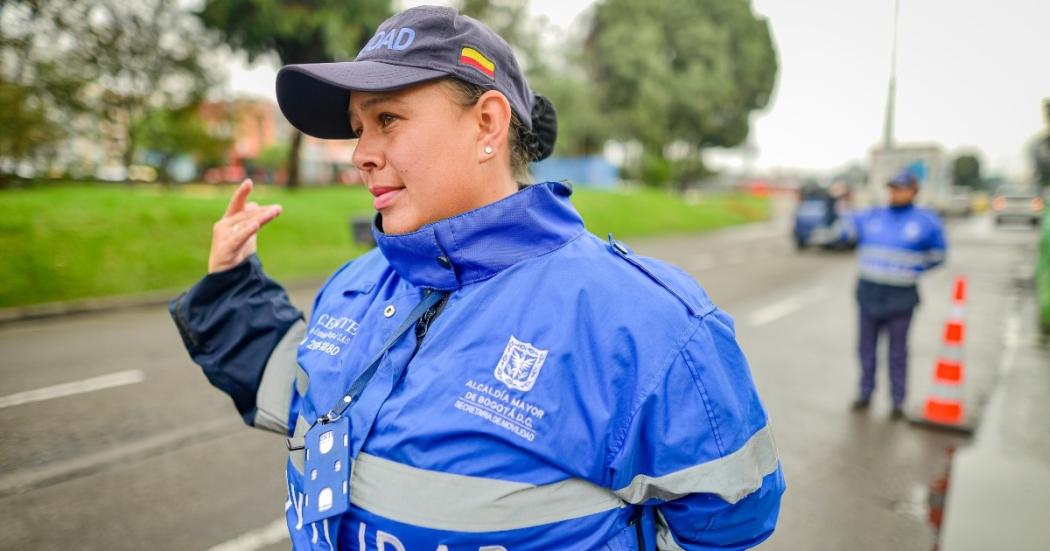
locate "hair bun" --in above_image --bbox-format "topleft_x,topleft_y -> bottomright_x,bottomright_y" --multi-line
526,94 -> 557,162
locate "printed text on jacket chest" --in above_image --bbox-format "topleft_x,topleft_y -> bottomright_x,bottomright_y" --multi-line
304,313 -> 363,356
452,336 -> 550,442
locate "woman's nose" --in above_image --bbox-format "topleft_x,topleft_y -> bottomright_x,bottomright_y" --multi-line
352,137 -> 384,172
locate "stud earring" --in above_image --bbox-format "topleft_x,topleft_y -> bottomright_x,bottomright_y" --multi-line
484,146 -> 493,155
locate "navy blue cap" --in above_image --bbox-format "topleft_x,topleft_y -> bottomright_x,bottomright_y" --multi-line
888,170 -> 918,188
276,5 -> 534,141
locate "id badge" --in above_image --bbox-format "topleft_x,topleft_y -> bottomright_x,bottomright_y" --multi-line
302,415 -> 351,525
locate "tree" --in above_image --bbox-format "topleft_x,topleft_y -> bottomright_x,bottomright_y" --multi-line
86,0 -> 219,172
0,82 -> 64,182
1,0 -> 93,178
1034,138 -> 1050,191
256,143 -> 290,171
951,153 -> 982,188
584,0 -> 777,188
538,75 -> 609,157
256,142 -> 290,184
1,0 -> 219,178
131,106 -> 231,184
198,0 -> 392,187
1034,99 -> 1050,191
456,0 -> 544,74
457,0 -> 610,157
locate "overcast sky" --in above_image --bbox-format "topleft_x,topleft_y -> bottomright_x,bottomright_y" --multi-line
228,0 -> 1049,178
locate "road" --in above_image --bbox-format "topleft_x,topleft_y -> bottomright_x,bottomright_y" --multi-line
0,204 -> 1040,550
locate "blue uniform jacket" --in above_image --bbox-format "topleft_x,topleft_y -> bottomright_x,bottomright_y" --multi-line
847,204 -> 947,317
170,182 -> 785,550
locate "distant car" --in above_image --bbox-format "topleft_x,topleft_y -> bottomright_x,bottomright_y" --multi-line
992,185 -> 1044,226
793,188 -> 856,250
942,185 -> 974,217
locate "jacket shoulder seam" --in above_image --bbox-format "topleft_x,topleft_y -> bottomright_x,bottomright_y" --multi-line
679,335 -> 727,456
604,317 -> 705,472
606,242 -> 716,318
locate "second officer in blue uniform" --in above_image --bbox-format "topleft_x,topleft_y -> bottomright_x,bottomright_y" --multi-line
848,170 -> 947,418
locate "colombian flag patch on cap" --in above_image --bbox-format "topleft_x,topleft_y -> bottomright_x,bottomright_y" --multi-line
459,46 -> 495,79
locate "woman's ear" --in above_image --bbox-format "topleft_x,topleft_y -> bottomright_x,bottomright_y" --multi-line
474,90 -> 512,164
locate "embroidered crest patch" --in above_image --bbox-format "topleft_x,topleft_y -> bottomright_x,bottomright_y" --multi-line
494,336 -> 548,392
903,221 -> 921,241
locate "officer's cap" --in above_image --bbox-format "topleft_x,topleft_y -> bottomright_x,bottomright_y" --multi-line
276,5 -> 534,141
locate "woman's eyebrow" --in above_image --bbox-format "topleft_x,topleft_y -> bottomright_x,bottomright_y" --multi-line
349,96 -> 406,127
357,96 -> 405,111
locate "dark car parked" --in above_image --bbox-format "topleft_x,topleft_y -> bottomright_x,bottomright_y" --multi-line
793,185 -> 856,250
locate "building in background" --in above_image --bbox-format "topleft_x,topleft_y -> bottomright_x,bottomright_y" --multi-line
197,97 -> 361,186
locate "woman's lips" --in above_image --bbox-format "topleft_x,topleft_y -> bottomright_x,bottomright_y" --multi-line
371,187 -> 403,210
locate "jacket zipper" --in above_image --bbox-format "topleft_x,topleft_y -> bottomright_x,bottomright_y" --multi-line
629,507 -> 646,551
412,292 -> 449,356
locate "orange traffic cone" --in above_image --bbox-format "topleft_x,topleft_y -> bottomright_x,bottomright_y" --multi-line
917,276 -> 973,432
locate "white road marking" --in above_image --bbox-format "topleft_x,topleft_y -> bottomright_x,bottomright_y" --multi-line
207,518 -> 289,551
746,291 -> 826,327
0,369 -> 145,409
998,306 -> 1021,378
0,417 -> 238,497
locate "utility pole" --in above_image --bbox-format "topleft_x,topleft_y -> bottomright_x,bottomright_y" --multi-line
882,0 -> 901,151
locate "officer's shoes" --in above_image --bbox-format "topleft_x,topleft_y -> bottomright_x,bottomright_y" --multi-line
851,398 -> 871,412
890,407 -> 905,420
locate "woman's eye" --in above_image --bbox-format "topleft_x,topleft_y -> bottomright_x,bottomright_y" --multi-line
378,113 -> 398,127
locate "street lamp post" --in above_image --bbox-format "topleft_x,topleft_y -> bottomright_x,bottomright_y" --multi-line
882,0 -> 901,151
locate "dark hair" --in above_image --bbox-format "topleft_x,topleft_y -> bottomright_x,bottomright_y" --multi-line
443,78 -> 557,181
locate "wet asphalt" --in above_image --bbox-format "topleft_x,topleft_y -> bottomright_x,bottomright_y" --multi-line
0,201 -> 1039,550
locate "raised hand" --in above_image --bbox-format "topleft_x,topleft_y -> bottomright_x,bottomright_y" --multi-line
207,179 -> 283,273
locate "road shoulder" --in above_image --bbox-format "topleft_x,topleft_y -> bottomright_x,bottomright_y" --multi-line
940,286 -> 1050,551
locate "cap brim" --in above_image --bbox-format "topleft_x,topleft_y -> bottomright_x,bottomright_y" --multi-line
276,61 -> 448,139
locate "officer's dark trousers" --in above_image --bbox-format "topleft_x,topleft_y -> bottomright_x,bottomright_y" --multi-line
858,309 -> 914,407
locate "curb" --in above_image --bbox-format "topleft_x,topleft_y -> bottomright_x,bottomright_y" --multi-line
0,291 -> 178,325
0,277 -> 327,326
908,417 -> 976,435
1,213 -> 781,326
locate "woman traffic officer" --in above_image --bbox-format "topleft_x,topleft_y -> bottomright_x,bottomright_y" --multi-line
170,5 -> 784,550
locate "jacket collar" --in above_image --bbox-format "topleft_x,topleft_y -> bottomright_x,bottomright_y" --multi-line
372,181 -> 585,290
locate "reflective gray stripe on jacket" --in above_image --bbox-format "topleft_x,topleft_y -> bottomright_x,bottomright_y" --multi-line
857,245 -> 930,286
254,320 -> 306,434
348,453 -> 626,532
320,424 -> 777,533
613,424 -> 779,505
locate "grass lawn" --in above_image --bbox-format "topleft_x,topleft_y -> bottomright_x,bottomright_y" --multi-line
0,182 -> 769,308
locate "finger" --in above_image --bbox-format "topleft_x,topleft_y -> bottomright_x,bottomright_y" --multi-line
239,202 -> 275,218
224,179 -> 253,217
254,205 -> 283,229
225,204 -> 282,228
225,218 -> 260,252
225,205 -> 282,248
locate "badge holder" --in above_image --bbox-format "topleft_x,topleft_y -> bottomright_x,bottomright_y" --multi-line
293,289 -> 447,526
301,413 -> 352,525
